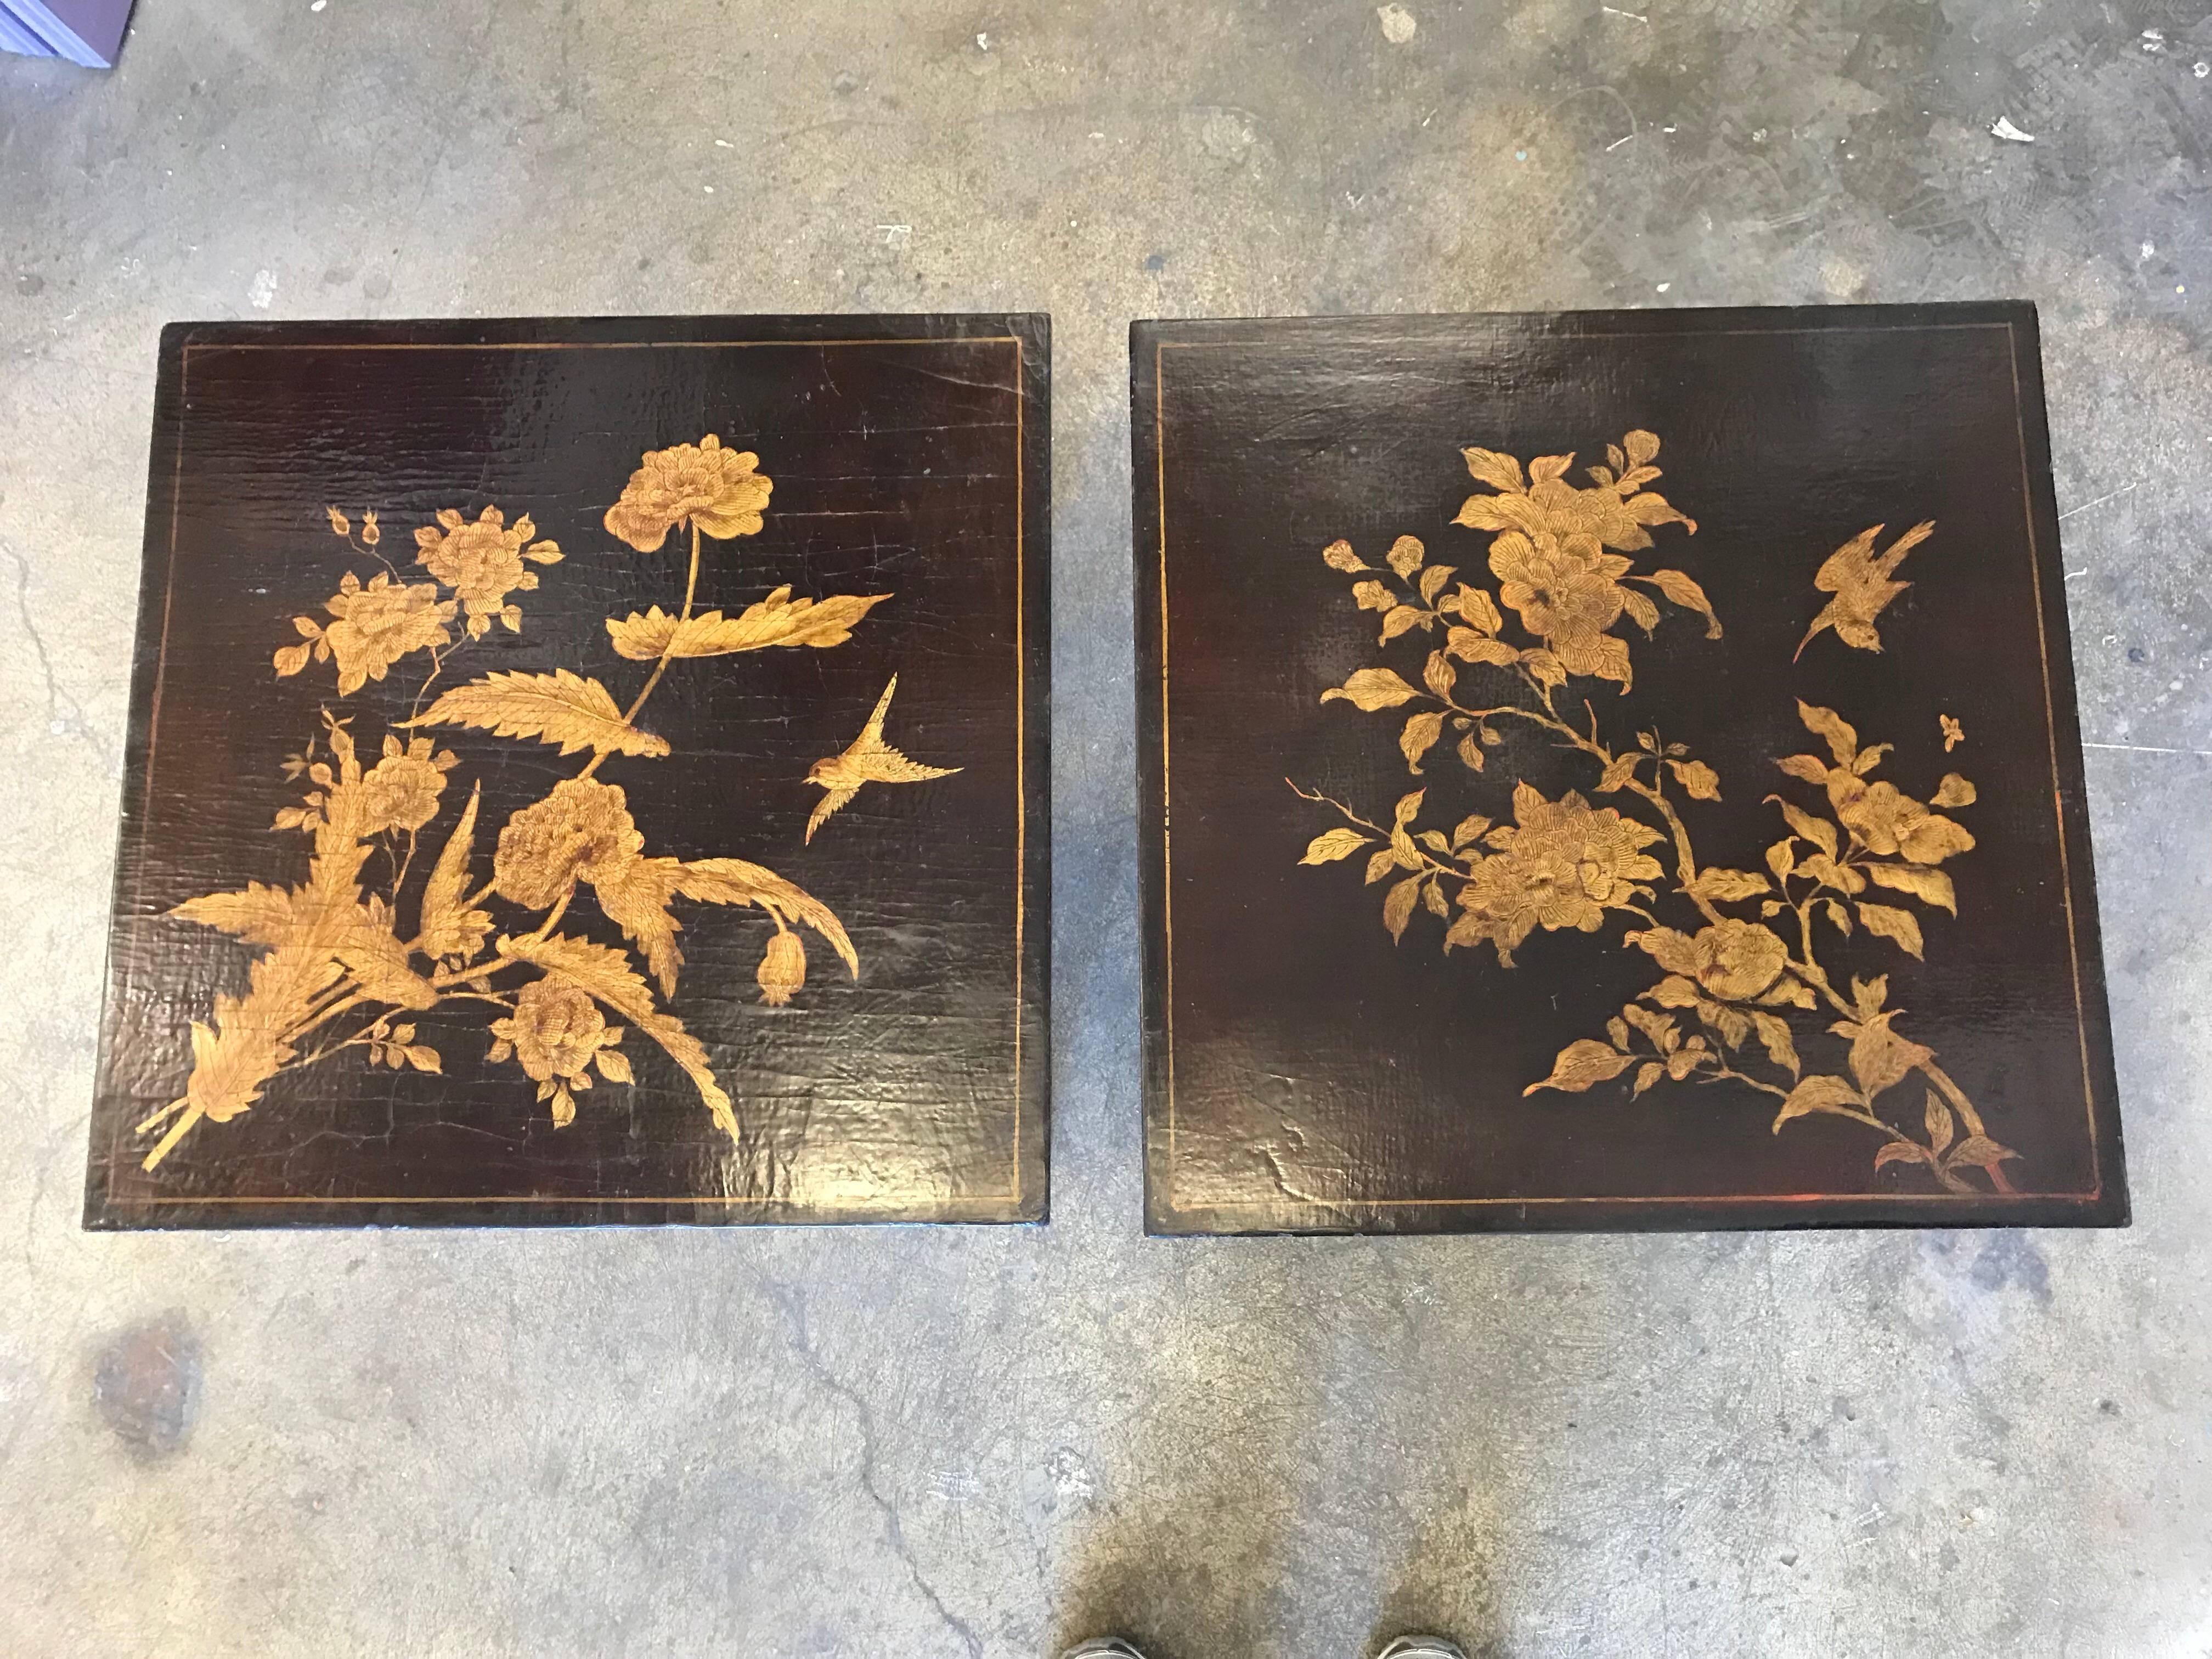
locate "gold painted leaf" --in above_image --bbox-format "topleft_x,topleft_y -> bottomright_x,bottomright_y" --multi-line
1321,668 -> 1419,711
1760,975 -> 1818,1009
1772,1074 -> 1861,1131
1924,1089 -> 1955,1156
1423,650 -> 1457,701
1457,733 -> 1484,771
1352,580 -> 1393,613
1629,1005 -> 1680,1051
1633,1060 -> 1663,1096
1765,839 -> 1796,883
1386,535 -> 1426,579
273,642 -> 313,677
1797,701 -> 1859,766
1418,564 -> 1457,605
1595,753 -> 1639,794
1932,773 -> 1977,809
172,882 -> 304,947
1624,927 -> 1699,975
1454,493 -> 1546,535
1697,998 -> 1752,1049
1379,605 -> 1427,644
1423,882 -> 1450,919
496,932 -> 736,1140
1689,868 -> 1770,903
1645,569 -> 1722,639
1524,1039 -> 1637,1096
1453,585 -> 1505,635
595,1047 -> 634,1084
1365,849 -> 1397,884
1521,648 -> 1566,689
404,1045 -> 442,1074
407,669 -> 669,758
1851,974 -> 1888,1019
1400,710 -> 1445,774
1874,1139 -> 1928,1171
416,783 -> 492,964
1947,1133 -> 2019,1174
606,588 -> 891,660
1620,588 -> 1660,634
1748,1011 -> 1800,1077
1393,789 -> 1425,826
1864,862 -> 1956,915
1322,538 -> 1367,572
1450,815 -> 1489,851
1646,975 -> 1701,1008
1800,853 -> 1865,896
1857,902 -> 1924,959
676,857 -> 859,978
1528,453 -> 1574,484
596,854 -> 686,999
1462,447 -> 1526,494
1832,1012 -> 1930,1099
1446,629 -> 1519,667
1302,828 -> 1372,865
1775,754 -> 1830,784
1383,876 -> 1422,941
1771,798 -> 1838,859
1667,759 -> 1721,800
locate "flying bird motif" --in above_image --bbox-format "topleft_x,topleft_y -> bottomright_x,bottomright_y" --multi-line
1795,520 -> 1935,661
804,675 -> 961,843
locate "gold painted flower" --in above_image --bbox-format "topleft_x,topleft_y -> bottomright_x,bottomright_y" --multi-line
492,778 -> 646,910
1523,476 -> 1692,552
1489,529 -> 1635,680
317,571 -> 456,696
1826,775 -> 1975,865
1683,919 -> 1788,1001
1449,782 -> 1664,963
413,505 -> 562,638
603,434 -> 772,552
487,978 -> 630,1127
360,735 -> 457,834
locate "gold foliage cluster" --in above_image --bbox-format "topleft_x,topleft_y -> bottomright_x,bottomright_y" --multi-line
1295,432 -> 2018,1194
144,435 -> 906,1173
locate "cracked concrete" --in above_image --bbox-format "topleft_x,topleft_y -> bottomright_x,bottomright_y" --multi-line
2,0 -> 2210,1653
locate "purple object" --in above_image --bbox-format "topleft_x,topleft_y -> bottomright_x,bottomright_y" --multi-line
2,0 -> 137,66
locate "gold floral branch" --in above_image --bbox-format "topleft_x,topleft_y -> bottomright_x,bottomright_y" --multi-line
1297,432 -> 2017,1197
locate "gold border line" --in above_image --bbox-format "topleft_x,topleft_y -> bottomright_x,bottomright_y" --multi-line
1155,320 -> 2102,1214
116,333 -> 1030,1210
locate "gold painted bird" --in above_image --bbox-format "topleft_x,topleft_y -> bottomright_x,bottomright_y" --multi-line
1795,520 -> 1935,661
804,675 -> 962,843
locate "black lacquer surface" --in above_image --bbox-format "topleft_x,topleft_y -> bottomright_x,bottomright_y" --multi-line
1135,305 -> 2124,1234
88,314 -> 1049,1228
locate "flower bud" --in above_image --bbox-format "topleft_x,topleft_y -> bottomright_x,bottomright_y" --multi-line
756,929 -> 805,1006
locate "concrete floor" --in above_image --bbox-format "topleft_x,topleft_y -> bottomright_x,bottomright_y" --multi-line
3,0 -> 2209,1653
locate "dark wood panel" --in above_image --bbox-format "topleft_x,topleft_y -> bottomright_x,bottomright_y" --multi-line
88,314 -> 1049,1227
1135,304 -> 2124,1234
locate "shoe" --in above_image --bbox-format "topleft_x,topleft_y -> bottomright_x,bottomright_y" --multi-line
1376,1640 -> 1468,1659
1059,1642 -> 1148,1659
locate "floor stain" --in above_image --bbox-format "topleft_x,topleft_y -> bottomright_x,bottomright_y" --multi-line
92,1316 -> 201,1461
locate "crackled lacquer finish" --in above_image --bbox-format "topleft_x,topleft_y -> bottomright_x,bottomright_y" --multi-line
87,314 -> 1049,1228
1135,304 -> 2125,1234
